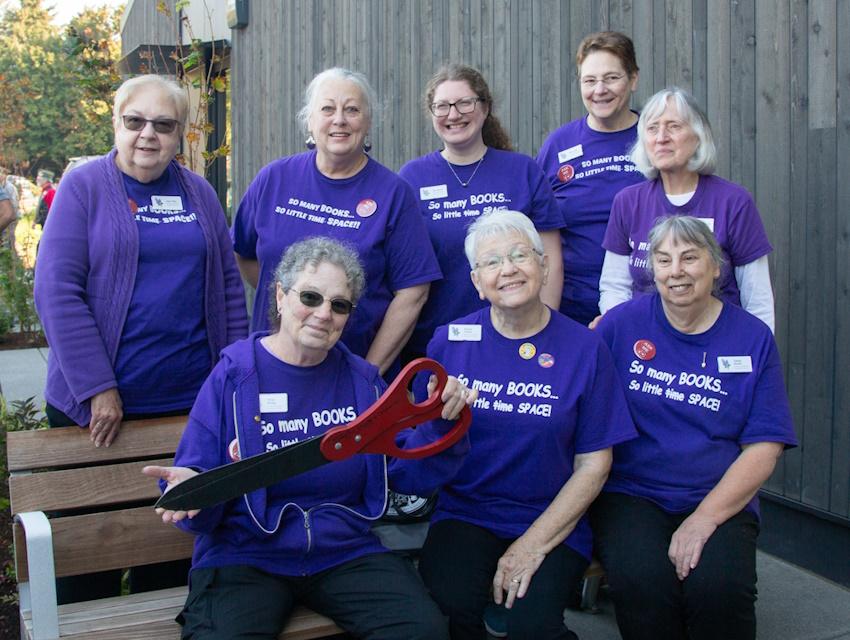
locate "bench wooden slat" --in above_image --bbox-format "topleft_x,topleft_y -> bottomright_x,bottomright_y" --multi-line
10,415 -> 345,639
14,506 -> 194,582
7,417 -> 186,471
21,587 -> 342,640
9,457 -> 173,515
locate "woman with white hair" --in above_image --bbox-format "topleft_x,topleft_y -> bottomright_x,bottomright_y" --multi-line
34,74 -> 248,599
593,215 -> 796,640
36,73 -> 247,445
418,210 -> 636,639
597,87 -> 775,331
233,67 -> 440,374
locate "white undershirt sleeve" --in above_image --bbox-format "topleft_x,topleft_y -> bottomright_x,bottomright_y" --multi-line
599,251 -> 633,315
735,255 -> 775,333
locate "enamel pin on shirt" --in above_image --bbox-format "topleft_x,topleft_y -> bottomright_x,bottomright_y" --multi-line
156,358 -> 472,511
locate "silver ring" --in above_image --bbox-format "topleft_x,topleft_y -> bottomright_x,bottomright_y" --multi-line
511,578 -> 521,584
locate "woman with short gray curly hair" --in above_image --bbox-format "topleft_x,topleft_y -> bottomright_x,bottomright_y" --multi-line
268,236 -> 366,328
598,87 -> 776,332
233,67 -> 440,375
145,236 -> 476,640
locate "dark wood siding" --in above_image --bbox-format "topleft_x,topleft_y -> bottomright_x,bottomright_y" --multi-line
120,0 -> 176,58
126,0 -> 850,523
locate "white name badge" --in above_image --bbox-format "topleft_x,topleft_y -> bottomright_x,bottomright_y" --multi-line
717,356 -> 752,373
697,217 -> 715,232
151,195 -> 184,211
557,144 -> 583,163
259,393 -> 289,413
420,184 -> 448,200
448,324 -> 482,341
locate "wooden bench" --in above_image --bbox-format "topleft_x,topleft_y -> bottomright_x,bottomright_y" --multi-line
7,416 -> 343,640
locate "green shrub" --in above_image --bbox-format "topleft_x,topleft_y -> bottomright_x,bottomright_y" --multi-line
0,246 -> 41,337
0,396 -> 47,433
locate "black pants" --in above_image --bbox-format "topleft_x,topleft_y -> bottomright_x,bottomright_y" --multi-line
178,553 -> 448,640
46,402 -> 191,604
590,492 -> 759,640
419,519 -> 587,640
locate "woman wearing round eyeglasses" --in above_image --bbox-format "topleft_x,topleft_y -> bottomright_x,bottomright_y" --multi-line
536,31 -> 644,326
145,237 -> 476,640
34,74 -> 247,598
417,210 -> 636,639
233,67 -> 440,375
398,64 -> 564,361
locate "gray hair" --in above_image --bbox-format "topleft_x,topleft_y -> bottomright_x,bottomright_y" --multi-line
296,67 -> 379,134
630,87 -> 717,179
268,237 -> 366,328
464,210 -> 544,269
113,74 -> 189,129
647,215 -> 725,283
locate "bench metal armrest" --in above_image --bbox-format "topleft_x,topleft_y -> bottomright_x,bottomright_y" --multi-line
14,512 -> 59,640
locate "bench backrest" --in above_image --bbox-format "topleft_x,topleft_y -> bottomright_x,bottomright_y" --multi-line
7,417 -> 194,582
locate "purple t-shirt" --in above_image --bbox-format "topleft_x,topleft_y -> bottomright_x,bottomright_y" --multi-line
596,294 -> 797,515
232,151 -> 442,357
398,148 -> 564,353
425,307 -> 637,560
252,343 -> 388,569
536,115 -> 644,324
602,174 -> 773,307
114,166 -> 210,412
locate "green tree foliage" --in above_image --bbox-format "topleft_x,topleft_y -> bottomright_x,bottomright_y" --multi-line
0,0 -> 122,176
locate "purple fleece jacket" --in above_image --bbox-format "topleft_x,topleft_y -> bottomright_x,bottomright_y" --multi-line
34,151 -> 248,425
171,333 -> 470,577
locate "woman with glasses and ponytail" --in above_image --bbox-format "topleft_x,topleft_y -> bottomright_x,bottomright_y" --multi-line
33,74 -> 247,599
233,67 -> 440,375
398,64 -> 564,362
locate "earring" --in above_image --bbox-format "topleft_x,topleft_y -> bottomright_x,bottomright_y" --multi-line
305,135 -> 316,150
363,136 -> 372,153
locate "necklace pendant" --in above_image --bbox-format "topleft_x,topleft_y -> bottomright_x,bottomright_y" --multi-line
445,153 -> 485,189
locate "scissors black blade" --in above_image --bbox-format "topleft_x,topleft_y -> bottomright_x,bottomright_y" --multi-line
156,435 -> 328,511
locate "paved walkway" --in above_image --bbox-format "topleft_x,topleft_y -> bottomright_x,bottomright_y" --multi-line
0,347 -> 47,413
2,347 -> 849,639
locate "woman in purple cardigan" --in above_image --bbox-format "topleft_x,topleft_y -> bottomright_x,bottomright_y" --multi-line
35,75 -> 247,445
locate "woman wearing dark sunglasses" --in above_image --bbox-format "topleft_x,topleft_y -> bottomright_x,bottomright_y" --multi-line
34,74 -> 248,600
145,237 -> 475,640
36,73 -> 247,445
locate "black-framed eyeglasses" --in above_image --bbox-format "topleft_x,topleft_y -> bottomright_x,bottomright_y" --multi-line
288,289 -> 356,315
121,115 -> 180,134
428,97 -> 485,117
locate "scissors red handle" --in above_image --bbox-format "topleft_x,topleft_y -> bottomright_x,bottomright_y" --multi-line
320,358 -> 472,461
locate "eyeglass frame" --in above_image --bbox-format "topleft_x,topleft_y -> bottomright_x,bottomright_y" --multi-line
473,245 -> 543,273
428,96 -> 486,117
579,73 -> 629,89
286,288 -> 356,315
121,115 -> 181,134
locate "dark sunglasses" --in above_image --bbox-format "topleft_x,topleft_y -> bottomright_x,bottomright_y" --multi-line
289,289 -> 355,315
121,115 -> 180,134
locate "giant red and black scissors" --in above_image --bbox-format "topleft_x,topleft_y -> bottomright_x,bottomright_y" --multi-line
155,358 -> 472,511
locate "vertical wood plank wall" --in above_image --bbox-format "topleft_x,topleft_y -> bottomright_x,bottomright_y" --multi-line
120,0 -> 176,55
135,0 -> 848,523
